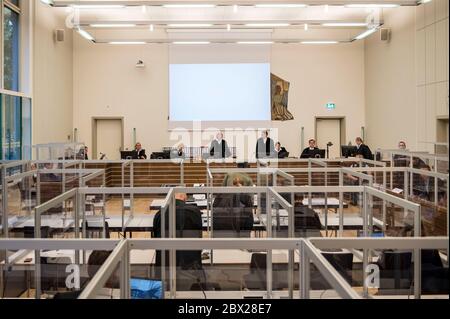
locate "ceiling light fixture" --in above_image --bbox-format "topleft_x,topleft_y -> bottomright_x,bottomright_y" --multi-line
71,5 -> 125,9
345,4 -> 399,8
301,41 -> 338,44
322,22 -> 368,27
354,28 -> 378,40
163,4 -> 216,8
77,28 -> 94,41
109,41 -> 146,45
255,4 -> 307,8
245,23 -> 290,27
90,24 -> 136,28
168,23 -> 214,28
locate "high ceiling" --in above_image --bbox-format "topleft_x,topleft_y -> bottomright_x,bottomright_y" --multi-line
42,0 -> 422,44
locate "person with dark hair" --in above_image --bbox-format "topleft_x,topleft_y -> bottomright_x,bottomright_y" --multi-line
354,137 -> 373,160
134,143 -> 147,159
209,131 -> 231,158
153,193 -> 203,271
275,142 -> 289,159
256,130 -> 275,159
171,143 -> 185,159
300,139 -> 319,158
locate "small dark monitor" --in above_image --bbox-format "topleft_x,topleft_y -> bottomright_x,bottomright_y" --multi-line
121,151 -> 136,160
313,149 -> 326,159
341,146 -> 356,158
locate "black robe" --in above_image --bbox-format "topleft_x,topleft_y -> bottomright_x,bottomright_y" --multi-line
256,137 -> 275,159
209,140 -> 231,158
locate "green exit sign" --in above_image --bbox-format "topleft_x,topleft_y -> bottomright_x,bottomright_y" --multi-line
326,103 -> 336,110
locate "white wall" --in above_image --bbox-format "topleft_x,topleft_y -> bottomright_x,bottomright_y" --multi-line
416,0 -> 449,152
32,2 -> 73,145
73,36 -> 365,158
364,7 -> 417,150
365,2 -> 449,152
271,42 -> 365,156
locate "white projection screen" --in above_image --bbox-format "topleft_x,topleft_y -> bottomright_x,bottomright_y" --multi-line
168,44 -> 272,130
170,63 -> 270,120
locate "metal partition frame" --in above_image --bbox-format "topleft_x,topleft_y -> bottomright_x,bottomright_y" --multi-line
309,237 -> 449,299
78,186 -> 173,235
32,143 -> 86,161
33,188 -> 78,298
80,238 -> 360,300
2,169 -> 39,238
377,149 -> 449,173
0,238 -> 120,299
122,160 -> 134,220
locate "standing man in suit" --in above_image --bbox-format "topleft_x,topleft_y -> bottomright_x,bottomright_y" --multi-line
209,131 -> 231,158
300,139 -> 319,158
275,142 -> 289,159
354,137 -> 373,160
256,130 -> 275,159
134,142 -> 147,159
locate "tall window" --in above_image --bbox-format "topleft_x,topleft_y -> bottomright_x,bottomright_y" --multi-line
1,0 -> 29,161
3,0 -> 20,91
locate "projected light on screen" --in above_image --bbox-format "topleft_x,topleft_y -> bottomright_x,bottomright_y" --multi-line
169,63 -> 271,122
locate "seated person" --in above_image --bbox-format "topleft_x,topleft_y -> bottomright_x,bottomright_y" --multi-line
300,139 -> 319,158
213,175 -> 254,236
153,193 -> 203,272
133,142 -> 147,159
171,143 -> 185,159
275,142 -> 289,159
354,137 -> 373,160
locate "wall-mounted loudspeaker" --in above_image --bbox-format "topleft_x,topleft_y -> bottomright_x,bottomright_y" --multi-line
55,29 -> 65,42
380,28 -> 391,42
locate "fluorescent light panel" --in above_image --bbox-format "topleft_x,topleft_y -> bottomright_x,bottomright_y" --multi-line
163,4 -> 216,8
109,41 -> 146,44
77,28 -> 94,41
255,4 -> 307,8
322,22 -> 368,27
168,23 -> 213,27
90,23 -> 136,28
71,5 -> 125,9
355,28 -> 378,40
345,4 -> 399,8
301,41 -> 338,44
245,23 -> 290,27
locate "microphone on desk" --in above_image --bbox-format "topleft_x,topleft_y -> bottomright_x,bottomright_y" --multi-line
100,152 -> 107,160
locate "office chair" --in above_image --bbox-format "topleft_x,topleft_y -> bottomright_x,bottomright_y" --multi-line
243,253 -> 287,290
377,251 -> 413,291
23,226 -> 51,239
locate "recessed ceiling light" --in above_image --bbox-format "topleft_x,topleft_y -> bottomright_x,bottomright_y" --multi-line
354,28 -> 378,40
77,28 -> 94,41
90,24 -> 136,28
322,23 -> 368,27
163,4 -> 216,8
301,41 -> 338,44
109,41 -> 146,45
245,23 -> 290,27
71,5 -> 125,9
255,4 -> 307,8
167,23 -> 214,28
345,4 -> 399,8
